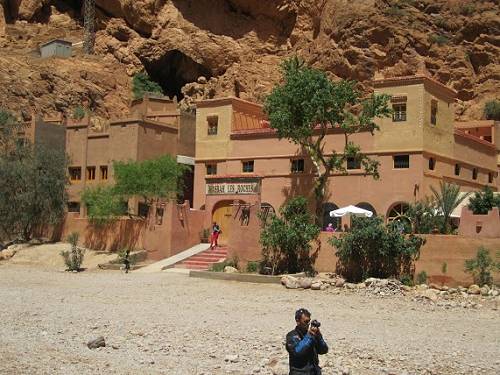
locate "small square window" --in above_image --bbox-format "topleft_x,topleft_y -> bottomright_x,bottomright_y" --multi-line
347,157 -> 361,170
67,202 -> 80,213
207,115 -> 218,135
206,163 -> 217,175
431,100 -> 438,126
454,164 -> 461,176
138,202 -> 150,218
242,160 -> 254,173
291,159 -> 305,173
100,166 -> 108,180
393,155 -> 410,169
392,103 -> 407,122
472,168 -> 478,180
428,157 -> 436,171
86,166 -> 96,180
69,167 -> 81,181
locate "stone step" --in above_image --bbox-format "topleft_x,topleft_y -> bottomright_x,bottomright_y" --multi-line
187,255 -> 227,262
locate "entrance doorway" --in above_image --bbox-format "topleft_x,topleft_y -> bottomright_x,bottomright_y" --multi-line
211,200 -> 235,245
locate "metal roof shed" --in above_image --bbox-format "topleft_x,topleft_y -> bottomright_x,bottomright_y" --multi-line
40,39 -> 73,58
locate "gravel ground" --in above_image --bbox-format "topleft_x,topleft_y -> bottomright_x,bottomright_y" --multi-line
0,264 -> 499,375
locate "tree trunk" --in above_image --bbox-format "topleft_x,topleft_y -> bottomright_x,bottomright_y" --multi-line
313,172 -> 328,227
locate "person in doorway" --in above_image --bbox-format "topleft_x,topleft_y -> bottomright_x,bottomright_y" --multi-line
286,308 -> 328,375
325,223 -> 335,232
210,221 -> 221,250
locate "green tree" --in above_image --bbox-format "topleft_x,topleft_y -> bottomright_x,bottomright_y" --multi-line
329,216 -> 425,282
468,186 -> 500,214
72,106 -> 86,120
132,72 -> 163,100
406,197 -> 442,234
81,155 -> 187,223
260,196 -> 320,275
0,142 -> 67,241
81,185 -> 128,225
60,232 -> 85,271
484,100 -> 500,121
430,182 -> 469,234
464,247 -> 500,286
264,58 -> 391,224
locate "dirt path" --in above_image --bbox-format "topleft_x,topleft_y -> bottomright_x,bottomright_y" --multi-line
0,265 -> 499,375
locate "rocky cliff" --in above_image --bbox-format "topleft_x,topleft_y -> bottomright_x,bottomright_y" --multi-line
0,0 -> 498,120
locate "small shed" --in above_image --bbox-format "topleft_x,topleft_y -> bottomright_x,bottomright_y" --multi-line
40,39 -> 72,58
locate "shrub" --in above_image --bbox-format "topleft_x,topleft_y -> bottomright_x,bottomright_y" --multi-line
329,216 -> 425,282
210,256 -> 239,272
246,261 -> 260,273
406,198 -> 442,234
60,232 -> 85,271
72,106 -> 85,120
416,271 -> 428,285
467,186 -> 500,214
484,100 -> 500,121
458,3 -> 475,16
464,247 -> 500,286
400,274 -> 414,286
441,262 -> 447,274
428,34 -> 449,46
132,72 -> 163,100
260,196 -> 320,275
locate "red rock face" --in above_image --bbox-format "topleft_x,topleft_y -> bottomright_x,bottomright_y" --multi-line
0,0 -> 498,120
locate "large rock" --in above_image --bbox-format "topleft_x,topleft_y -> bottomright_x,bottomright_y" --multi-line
18,0 -> 44,21
281,275 -> 299,289
419,289 -> 438,302
223,266 -> 238,273
298,278 -> 313,289
87,336 -> 106,349
468,285 -> 481,295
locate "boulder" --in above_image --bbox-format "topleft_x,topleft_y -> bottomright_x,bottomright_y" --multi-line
419,289 -> 438,302
87,336 -> 106,349
0,248 -> 17,260
468,285 -> 481,295
335,277 -> 346,287
311,282 -> 322,290
480,285 -> 490,296
223,266 -> 238,273
298,278 -> 312,289
281,275 -> 299,289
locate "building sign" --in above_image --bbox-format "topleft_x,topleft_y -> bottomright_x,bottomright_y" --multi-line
206,179 -> 260,195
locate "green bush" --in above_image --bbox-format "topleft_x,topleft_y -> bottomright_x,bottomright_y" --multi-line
428,34 -> 449,46
132,72 -> 163,100
484,100 -> 500,121
467,186 -> 500,215
385,6 -> 406,16
72,106 -> 85,120
210,256 -> 239,272
458,3 -> 475,16
246,261 -> 260,273
260,196 -> 320,275
464,247 -> 500,286
400,274 -> 414,286
416,271 -> 428,285
60,232 -> 85,271
329,216 -> 425,282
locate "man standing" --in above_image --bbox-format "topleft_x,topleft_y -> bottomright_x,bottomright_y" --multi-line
210,221 -> 221,250
286,308 -> 328,375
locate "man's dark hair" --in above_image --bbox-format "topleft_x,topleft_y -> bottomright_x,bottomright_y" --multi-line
295,308 -> 311,321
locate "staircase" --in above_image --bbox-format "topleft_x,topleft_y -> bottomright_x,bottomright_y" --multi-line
174,246 -> 228,270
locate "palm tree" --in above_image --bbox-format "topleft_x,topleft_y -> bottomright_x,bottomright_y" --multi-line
430,182 -> 470,234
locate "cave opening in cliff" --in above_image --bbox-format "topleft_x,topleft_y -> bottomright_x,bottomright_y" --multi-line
141,50 -> 212,100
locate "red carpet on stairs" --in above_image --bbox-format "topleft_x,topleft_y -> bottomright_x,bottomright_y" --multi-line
174,246 -> 228,270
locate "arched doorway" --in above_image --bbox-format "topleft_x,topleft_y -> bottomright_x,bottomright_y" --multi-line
356,202 -> 377,217
322,202 -> 341,231
387,202 -> 411,233
211,200 -> 242,245
260,202 -> 276,225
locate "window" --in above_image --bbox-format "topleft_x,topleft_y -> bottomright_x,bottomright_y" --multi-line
392,103 -> 407,122
291,159 -> 305,173
472,168 -> 478,180
100,166 -> 108,180
207,115 -> 218,135
69,167 -> 81,181
488,172 -> 493,183
428,157 -> 436,171
206,163 -> 217,175
430,100 -> 437,126
67,202 -> 80,213
156,207 -> 164,225
347,157 -> 361,170
454,164 -> 461,176
393,155 -> 410,169
86,166 -> 96,181
242,160 -> 254,173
